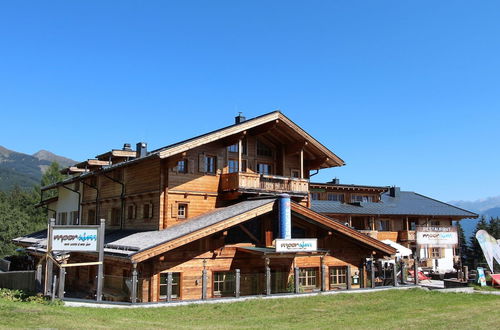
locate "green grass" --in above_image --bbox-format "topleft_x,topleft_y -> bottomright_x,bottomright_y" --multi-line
0,289 -> 499,329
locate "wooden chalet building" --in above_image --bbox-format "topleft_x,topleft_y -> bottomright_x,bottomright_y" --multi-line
15,112 -> 396,302
310,181 -> 478,273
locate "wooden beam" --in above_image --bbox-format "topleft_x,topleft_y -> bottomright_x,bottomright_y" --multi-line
248,121 -> 278,137
300,147 -> 304,179
238,224 -> 262,245
285,141 -> 308,155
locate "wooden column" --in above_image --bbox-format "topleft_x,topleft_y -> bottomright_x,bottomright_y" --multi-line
464,266 -> 469,282
348,216 -> 352,227
238,138 -> 243,172
45,218 -> 56,296
167,272 -> 173,302
393,261 -> 398,287
58,261 -> 66,298
299,148 -> 304,179
346,265 -> 352,290
202,260 -> 208,300
51,274 -> 57,301
294,267 -> 300,294
405,216 -> 409,231
321,257 -> 327,292
35,263 -> 43,293
360,261 -> 366,288
235,269 -> 240,298
414,258 -> 419,285
370,257 -> 375,289
96,219 -> 105,302
265,258 -> 271,295
131,263 -> 138,304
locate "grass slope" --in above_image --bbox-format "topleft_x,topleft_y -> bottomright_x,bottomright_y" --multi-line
0,289 -> 499,329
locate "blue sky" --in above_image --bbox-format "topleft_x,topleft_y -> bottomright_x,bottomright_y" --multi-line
1,1 -> 499,202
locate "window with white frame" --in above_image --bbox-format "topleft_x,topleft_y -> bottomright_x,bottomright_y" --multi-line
177,203 -> 188,219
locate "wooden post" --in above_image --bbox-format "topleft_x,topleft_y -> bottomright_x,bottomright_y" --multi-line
464,266 -> 469,282
238,138 -> 242,172
235,269 -> 240,298
58,261 -> 66,298
294,267 -> 300,294
321,257 -> 327,292
45,218 -> 55,296
414,257 -> 419,285
51,275 -> 57,301
265,258 -> 271,295
35,263 -> 43,293
202,269 -> 208,300
299,148 -> 304,179
131,263 -> 138,304
346,265 -> 352,290
370,257 -> 375,289
96,219 -> 105,301
167,272 -> 173,302
393,262 -> 398,287
401,261 -> 407,284
360,261 -> 366,288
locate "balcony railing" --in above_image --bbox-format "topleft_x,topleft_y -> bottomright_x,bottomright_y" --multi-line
398,230 -> 416,242
220,172 -> 309,196
358,230 -> 399,242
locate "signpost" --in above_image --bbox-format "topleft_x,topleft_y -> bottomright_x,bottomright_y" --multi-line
46,218 -> 105,301
275,239 -> 317,253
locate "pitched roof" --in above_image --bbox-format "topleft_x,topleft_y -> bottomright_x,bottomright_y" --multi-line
311,191 -> 478,218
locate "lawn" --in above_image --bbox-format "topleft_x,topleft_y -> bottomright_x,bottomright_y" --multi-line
0,289 -> 499,329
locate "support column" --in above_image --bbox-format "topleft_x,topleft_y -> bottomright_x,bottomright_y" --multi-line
370,257 -> 375,289
51,274 -> 57,301
167,272 -> 173,302
294,267 -> 300,294
321,257 -> 327,292
96,219 -> 105,301
235,269 -> 240,298
346,265 -> 352,290
45,218 -> 55,296
36,263 -> 43,293
414,257 -> 419,285
58,261 -> 66,298
464,266 -> 469,282
299,148 -> 304,179
265,258 -> 271,295
393,261 -> 398,287
131,263 -> 138,304
238,138 -> 242,172
202,260 -> 208,300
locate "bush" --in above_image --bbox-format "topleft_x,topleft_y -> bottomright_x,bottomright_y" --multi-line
0,288 -> 62,305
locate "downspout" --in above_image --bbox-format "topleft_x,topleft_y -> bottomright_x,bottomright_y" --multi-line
102,172 -> 125,230
82,179 -> 99,225
61,184 -> 81,225
309,169 -> 319,178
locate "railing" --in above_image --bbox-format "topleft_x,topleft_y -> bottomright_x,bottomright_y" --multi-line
220,172 -> 309,195
358,230 -> 399,242
398,230 -> 416,242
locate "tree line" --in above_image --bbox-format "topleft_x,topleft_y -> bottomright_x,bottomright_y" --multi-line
0,162 -> 65,258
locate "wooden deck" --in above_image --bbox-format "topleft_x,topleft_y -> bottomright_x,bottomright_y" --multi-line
220,172 -> 309,196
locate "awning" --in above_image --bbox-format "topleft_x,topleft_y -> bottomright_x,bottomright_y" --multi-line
381,240 -> 412,257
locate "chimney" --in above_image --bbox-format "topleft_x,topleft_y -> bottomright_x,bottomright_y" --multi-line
329,178 -> 340,185
389,186 -> 400,197
123,143 -> 132,151
235,112 -> 246,124
136,142 -> 147,158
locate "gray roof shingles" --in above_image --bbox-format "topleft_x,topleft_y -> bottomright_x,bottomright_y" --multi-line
14,198 -> 276,257
311,191 -> 477,217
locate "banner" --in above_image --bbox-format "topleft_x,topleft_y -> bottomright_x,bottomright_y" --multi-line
275,239 -> 317,252
475,229 -> 500,273
416,226 -> 458,247
51,227 -> 99,252
477,267 -> 487,287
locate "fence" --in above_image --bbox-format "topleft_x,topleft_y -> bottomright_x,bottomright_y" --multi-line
0,271 -> 36,292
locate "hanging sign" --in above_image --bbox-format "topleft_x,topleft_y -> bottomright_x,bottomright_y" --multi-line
51,226 -> 100,252
416,226 -> 458,247
275,239 -> 317,252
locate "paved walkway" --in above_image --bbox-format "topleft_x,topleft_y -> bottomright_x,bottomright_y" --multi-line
63,285 -> 418,309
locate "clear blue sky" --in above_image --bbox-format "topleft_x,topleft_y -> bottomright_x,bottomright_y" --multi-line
1,1 -> 499,202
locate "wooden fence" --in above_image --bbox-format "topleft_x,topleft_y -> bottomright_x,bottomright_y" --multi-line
0,271 -> 36,292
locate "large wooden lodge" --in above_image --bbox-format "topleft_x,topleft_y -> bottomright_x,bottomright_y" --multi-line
14,112 -> 475,302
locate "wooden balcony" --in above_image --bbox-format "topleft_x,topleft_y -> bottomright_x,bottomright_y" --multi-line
359,230 -> 399,242
220,172 -> 309,196
398,230 -> 416,242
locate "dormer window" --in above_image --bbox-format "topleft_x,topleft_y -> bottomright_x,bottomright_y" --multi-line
351,195 -> 373,203
327,193 -> 344,202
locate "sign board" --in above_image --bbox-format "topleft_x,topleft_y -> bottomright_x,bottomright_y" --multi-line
275,239 -> 317,252
416,226 -> 458,247
51,226 -> 100,252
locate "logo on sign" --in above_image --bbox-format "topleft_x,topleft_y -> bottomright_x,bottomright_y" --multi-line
275,239 -> 317,252
51,227 -> 99,252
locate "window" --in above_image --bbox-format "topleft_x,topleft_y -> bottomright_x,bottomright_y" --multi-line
143,202 -> 153,219
378,219 -> 390,231
327,193 -> 344,202
256,141 -> 272,157
57,212 -> 67,225
351,195 -> 373,203
159,272 -> 181,300
257,163 -> 272,175
329,266 -> 347,287
431,248 -> 442,258
228,159 -> 238,173
291,169 -> 300,178
176,159 -> 188,173
111,208 -> 121,226
177,203 -> 188,219
70,211 -> 79,225
127,204 -> 136,220
205,155 -> 216,174
227,139 -> 247,154
213,271 -> 235,297
310,192 -> 320,200
228,144 -> 238,153
299,268 -> 318,288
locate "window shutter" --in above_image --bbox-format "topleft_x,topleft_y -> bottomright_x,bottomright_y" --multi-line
198,153 -> 205,173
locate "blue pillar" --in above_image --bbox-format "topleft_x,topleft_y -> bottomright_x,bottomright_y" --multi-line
278,194 -> 291,239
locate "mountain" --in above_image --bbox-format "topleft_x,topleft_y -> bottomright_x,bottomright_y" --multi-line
449,196 -> 500,239
0,145 -> 77,191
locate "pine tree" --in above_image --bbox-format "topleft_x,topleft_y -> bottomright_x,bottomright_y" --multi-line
467,216 -> 489,269
456,222 -> 468,266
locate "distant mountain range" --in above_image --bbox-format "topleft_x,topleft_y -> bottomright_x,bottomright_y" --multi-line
0,145 -> 77,191
449,196 -> 500,239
